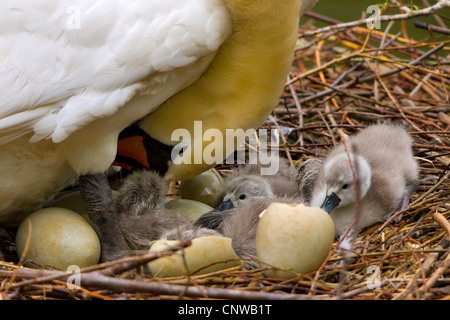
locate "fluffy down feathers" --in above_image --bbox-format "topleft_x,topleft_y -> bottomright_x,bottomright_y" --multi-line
114,170 -> 220,251
310,123 -> 419,239
213,157 -> 301,207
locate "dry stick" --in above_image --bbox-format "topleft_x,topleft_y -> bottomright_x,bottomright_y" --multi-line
303,11 -> 341,25
428,28 -> 449,103
374,21 -> 396,108
422,0 -> 448,28
333,280 -> 390,300
104,240 -> 188,277
417,210 -> 450,293
362,39 -> 450,55
270,121 -> 295,167
287,50 -> 361,86
2,267 -> 322,300
295,29 -> 341,52
2,219 -> 32,297
410,74 -> 446,103
314,39 -> 350,141
419,246 -> 443,277
308,240 -> 340,296
392,272 -> 422,300
391,197 -> 449,300
359,42 -> 446,82
5,241 -> 191,291
296,77 -> 356,106
397,206 -> 450,300
333,62 -> 364,87
318,111 -> 337,147
380,195 -> 448,243
380,31 -> 402,49
410,73 -> 433,97
300,0 -> 450,38
415,20 -> 450,35
340,20 -> 448,60
52,279 -> 116,300
358,53 -> 448,79
287,74 -> 304,146
410,171 -> 449,207
306,77 -> 394,109
365,58 -> 420,132
293,43 -> 445,107
350,243 -> 410,292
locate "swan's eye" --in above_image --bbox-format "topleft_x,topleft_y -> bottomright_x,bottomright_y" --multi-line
342,184 -> 349,190
239,194 -> 246,200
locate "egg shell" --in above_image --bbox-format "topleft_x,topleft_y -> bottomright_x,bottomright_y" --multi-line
50,190 -> 119,226
165,199 -> 214,222
148,236 -> 241,277
179,168 -> 223,206
15,207 -> 101,270
256,203 -> 334,279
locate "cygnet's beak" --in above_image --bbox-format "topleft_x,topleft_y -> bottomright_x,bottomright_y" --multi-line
321,192 -> 341,213
213,199 -> 235,212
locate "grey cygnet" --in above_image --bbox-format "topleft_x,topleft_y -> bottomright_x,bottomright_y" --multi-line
310,124 -> 419,247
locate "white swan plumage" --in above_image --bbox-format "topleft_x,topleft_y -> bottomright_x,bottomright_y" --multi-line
0,0 -> 318,260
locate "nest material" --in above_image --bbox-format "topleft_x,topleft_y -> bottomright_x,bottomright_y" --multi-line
1,7 -> 449,300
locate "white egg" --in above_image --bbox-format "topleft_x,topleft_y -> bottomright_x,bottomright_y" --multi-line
148,236 -> 241,277
165,199 -> 214,222
256,203 -> 334,279
179,168 -> 223,206
15,207 -> 101,270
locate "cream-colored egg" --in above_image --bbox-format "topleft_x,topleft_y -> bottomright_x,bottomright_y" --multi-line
148,236 -> 241,277
179,168 -> 223,206
50,190 -> 119,226
15,207 -> 101,270
256,203 -> 334,279
165,199 -> 214,222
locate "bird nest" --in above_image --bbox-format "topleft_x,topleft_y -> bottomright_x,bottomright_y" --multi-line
1,9 -> 449,301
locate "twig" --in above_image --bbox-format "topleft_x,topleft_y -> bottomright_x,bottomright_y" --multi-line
416,210 -> 450,294
287,74 -> 304,145
365,57 -> 421,131
414,20 -> 450,35
358,42 -> 447,83
410,73 -> 433,97
332,280 -> 389,299
307,77 -> 394,108
421,0 -> 448,28
410,171 -> 449,207
1,266 -> 324,300
289,43 -> 446,107
2,219 -> 32,297
301,0 -> 450,38
3,241 -> 191,291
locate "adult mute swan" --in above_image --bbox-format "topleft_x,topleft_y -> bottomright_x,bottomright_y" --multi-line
0,0 -> 317,261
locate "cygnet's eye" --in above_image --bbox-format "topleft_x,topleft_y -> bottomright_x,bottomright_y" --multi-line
239,194 -> 246,200
342,184 -> 349,190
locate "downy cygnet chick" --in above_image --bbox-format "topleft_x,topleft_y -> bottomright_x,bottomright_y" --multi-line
310,124 -> 419,245
196,157 -> 303,229
193,158 -> 307,267
115,169 -> 301,269
114,170 -> 219,251
216,157 -> 301,207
